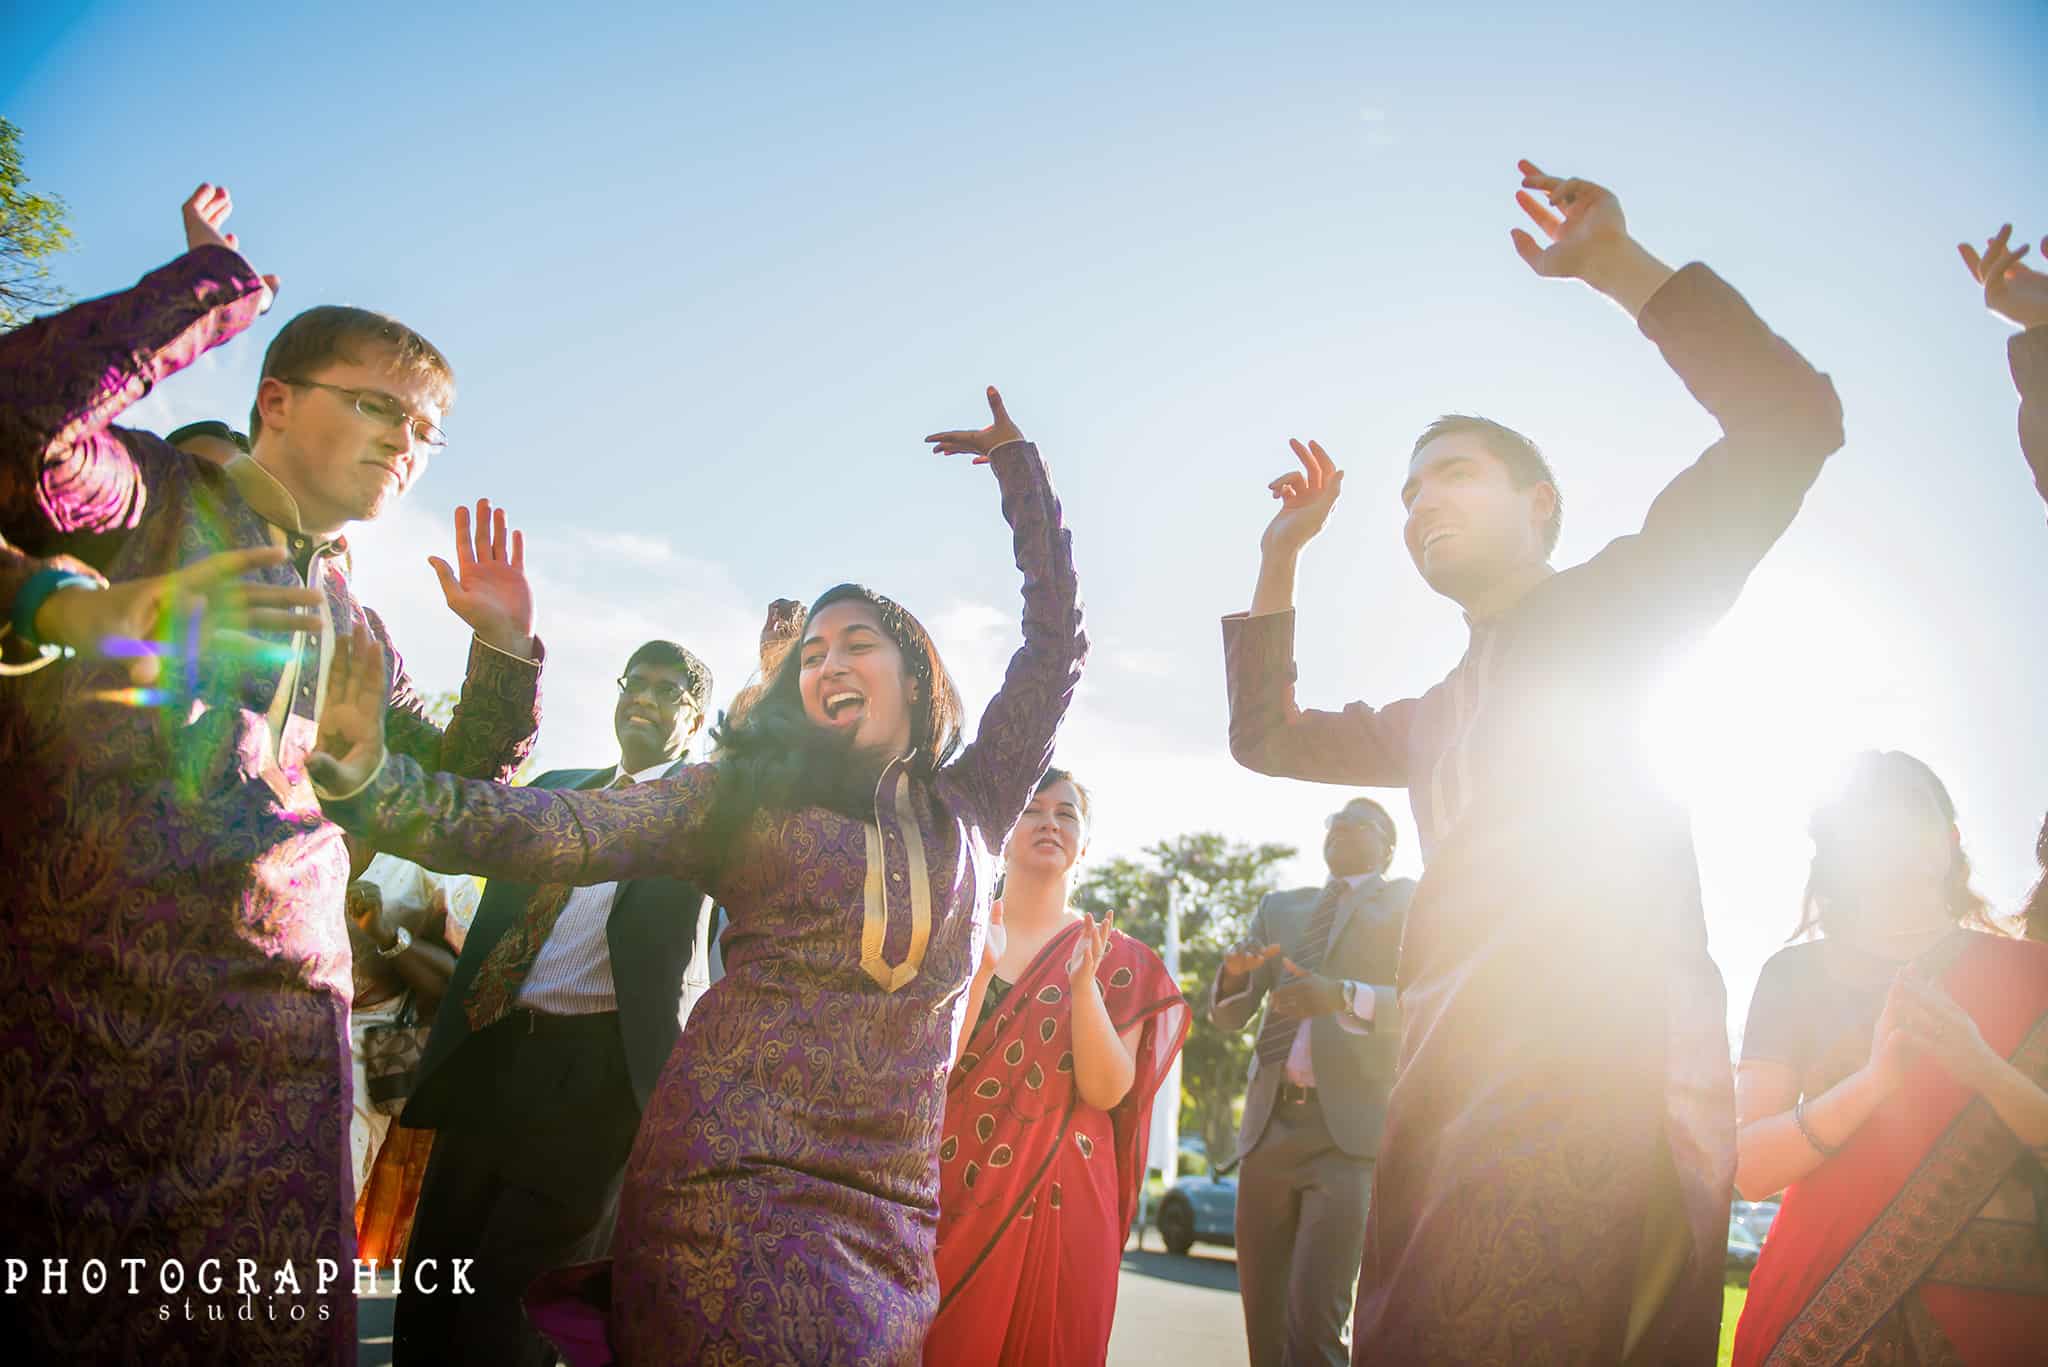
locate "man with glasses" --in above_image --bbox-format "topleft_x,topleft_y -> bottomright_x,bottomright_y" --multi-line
1209,796 -> 1413,1367
0,184 -> 543,1364
390,639 -> 715,1367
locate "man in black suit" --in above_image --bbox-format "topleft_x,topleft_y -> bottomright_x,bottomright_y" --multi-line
1210,796 -> 1413,1367
391,639 -> 714,1367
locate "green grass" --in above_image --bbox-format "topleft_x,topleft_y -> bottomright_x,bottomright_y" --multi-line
1718,1284 -> 1747,1367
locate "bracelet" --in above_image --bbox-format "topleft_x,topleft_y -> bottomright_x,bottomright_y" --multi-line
1794,1097 -> 1838,1159
11,568 -> 101,646
376,926 -> 414,959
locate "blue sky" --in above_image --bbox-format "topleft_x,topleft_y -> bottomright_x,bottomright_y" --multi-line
6,1 -> 2045,1037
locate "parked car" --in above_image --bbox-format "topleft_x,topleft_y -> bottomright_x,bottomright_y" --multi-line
1154,1171 -> 1237,1255
1726,1198 -> 1779,1285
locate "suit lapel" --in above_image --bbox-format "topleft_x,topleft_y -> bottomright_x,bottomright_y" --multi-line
1325,874 -> 1380,956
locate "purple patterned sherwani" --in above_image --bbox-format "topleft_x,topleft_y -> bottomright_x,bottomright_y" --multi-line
0,247 -> 542,1365
321,440 -> 1084,1364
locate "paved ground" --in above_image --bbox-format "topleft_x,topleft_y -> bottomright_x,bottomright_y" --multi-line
358,1233 -> 1248,1365
1109,1229 -> 1246,1366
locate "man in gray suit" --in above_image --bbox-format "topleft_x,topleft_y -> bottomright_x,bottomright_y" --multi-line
1210,796 -> 1413,1367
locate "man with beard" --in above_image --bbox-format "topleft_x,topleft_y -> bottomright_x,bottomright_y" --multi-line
0,183 -> 543,1364
1223,160 -> 1844,1363
1210,796 -> 1413,1367
389,639 -> 713,1367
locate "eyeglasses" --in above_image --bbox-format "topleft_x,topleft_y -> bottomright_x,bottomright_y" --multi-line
280,379 -> 447,451
617,675 -> 698,708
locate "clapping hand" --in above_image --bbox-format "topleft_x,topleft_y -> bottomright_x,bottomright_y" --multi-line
1067,908 -> 1115,993
1959,225 -> 2048,331
182,183 -> 278,313
1218,939 -> 1285,997
427,499 -> 536,659
1261,438 -> 1344,559
310,619 -> 391,796
926,387 -> 1027,465
1270,957 -> 1346,1020
1888,970 -> 1997,1091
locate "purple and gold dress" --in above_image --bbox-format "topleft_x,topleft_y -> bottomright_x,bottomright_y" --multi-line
322,440 -> 1084,1364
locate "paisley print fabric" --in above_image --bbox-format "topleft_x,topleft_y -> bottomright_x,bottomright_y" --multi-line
1224,265 -> 1846,1365
0,248 -> 542,1364
925,920 -> 1187,1365
325,440 -> 1085,1364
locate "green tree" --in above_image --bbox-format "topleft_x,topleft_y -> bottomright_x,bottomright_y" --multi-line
1072,832 -> 1297,1167
0,118 -> 73,330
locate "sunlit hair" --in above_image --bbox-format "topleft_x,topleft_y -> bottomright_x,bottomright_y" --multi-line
1792,750 -> 1997,942
1033,767 -> 1092,833
250,306 -> 455,438
699,584 -> 963,868
1410,414 -> 1563,555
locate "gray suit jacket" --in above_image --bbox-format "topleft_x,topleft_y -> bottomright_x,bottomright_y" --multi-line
1209,873 -> 1415,1161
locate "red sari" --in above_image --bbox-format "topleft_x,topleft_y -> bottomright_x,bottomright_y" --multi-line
1733,932 -> 2048,1366
925,922 -> 1189,1365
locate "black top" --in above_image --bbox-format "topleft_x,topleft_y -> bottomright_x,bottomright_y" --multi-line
976,974 -> 1013,1032
1740,940 -> 1892,1100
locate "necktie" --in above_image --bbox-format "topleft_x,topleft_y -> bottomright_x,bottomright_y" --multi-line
463,772 -> 635,1031
1254,877 -> 1346,1067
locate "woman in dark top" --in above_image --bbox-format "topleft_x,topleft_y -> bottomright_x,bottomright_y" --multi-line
1731,751 -> 2048,1364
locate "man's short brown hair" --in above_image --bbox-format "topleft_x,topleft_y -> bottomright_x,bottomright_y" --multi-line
1410,414 -> 1563,555
249,306 -> 455,438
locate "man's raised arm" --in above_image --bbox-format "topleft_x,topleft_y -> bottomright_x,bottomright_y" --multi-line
1957,224 -> 2048,516
1224,436 -> 1415,787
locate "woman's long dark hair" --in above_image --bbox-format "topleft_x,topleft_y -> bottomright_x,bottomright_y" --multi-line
698,584 -> 965,868
1792,750 -> 1998,941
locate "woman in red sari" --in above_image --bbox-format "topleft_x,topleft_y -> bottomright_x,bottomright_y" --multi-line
926,769 -> 1189,1364
1732,751 -> 2048,1366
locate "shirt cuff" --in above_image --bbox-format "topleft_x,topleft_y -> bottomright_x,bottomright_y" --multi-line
1335,981 -> 1374,1034
471,631 -> 544,667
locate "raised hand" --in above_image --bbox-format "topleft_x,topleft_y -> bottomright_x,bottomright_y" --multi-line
181,183 -> 278,312
1511,160 -> 1672,316
1511,160 -> 1631,280
31,545 -> 324,686
427,499 -> 536,658
310,618 -> 391,795
925,386 -> 1027,465
1959,225 -> 2048,331
1271,957 -> 1346,1019
1261,438 -> 1344,559
1067,908 -> 1114,992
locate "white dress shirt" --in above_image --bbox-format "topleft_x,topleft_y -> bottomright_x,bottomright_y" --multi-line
1219,872 -> 1380,1088
514,760 -> 669,1014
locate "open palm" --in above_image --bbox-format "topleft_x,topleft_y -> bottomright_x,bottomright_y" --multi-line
1959,225 -> 2048,331
311,620 -> 390,794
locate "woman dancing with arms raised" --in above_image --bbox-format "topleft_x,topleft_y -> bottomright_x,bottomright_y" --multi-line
309,387 -> 1085,1365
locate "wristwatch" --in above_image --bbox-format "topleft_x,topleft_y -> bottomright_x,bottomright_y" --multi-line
377,926 -> 414,959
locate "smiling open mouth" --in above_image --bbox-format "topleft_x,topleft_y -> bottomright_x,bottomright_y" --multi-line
824,691 -> 866,723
